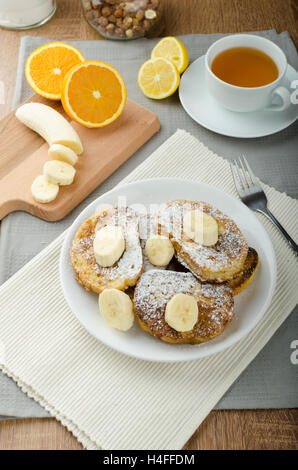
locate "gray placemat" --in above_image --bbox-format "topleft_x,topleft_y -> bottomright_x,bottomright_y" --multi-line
0,31 -> 297,419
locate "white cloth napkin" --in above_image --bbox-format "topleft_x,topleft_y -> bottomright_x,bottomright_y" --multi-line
0,130 -> 297,450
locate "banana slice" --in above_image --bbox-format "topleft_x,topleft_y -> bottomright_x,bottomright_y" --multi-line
99,288 -> 134,331
93,225 -> 125,267
165,293 -> 198,332
48,144 -> 78,166
145,234 -> 174,266
183,210 -> 218,246
44,160 -> 76,186
31,174 -> 59,203
16,103 -> 83,154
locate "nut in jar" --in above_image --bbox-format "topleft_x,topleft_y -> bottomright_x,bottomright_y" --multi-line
82,0 -> 163,40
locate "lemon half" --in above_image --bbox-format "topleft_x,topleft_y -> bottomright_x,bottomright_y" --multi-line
138,57 -> 180,100
151,37 -> 189,74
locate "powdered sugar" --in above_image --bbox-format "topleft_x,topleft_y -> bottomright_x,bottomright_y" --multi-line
72,207 -> 143,284
134,270 -> 234,341
158,200 -> 248,280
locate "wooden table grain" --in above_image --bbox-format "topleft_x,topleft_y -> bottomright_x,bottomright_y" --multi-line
0,0 -> 297,450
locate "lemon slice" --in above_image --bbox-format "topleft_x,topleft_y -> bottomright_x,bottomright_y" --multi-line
138,57 -> 180,100
151,37 -> 189,74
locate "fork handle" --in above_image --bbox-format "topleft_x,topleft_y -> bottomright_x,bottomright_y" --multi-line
258,208 -> 298,256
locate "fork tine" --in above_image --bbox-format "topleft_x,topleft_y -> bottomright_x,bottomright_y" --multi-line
229,161 -> 243,195
241,155 -> 257,186
234,158 -> 247,190
238,155 -> 250,188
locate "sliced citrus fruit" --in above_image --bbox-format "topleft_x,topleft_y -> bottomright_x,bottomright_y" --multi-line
61,60 -> 127,128
151,37 -> 189,74
138,57 -> 180,99
25,42 -> 85,100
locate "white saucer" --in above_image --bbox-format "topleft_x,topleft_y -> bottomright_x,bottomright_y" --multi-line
179,55 -> 298,138
60,178 -> 276,363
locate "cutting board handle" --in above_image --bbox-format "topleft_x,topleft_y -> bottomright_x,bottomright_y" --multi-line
0,197 -> 12,220
0,195 -> 23,220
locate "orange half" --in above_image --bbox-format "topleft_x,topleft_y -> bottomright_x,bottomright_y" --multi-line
61,60 -> 127,128
25,42 -> 85,100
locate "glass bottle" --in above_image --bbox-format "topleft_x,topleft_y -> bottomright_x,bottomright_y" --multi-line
0,0 -> 56,30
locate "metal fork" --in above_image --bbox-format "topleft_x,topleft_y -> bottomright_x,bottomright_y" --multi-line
230,155 -> 298,255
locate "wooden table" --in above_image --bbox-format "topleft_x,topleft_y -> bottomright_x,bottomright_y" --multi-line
0,0 -> 297,450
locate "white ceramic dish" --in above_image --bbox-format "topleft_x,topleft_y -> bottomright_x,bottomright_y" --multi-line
179,55 -> 298,138
60,178 -> 277,362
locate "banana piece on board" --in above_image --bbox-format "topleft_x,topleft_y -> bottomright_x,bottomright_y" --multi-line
183,209 -> 218,246
145,234 -> 174,266
16,103 -> 83,154
165,293 -> 198,332
44,160 -> 76,186
31,174 -> 59,203
93,225 -> 125,267
48,144 -> 78,166
99,288 -> 134,331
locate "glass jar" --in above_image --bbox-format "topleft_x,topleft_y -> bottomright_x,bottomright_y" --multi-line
82,0 -> 163,40
0,0 -> 56,30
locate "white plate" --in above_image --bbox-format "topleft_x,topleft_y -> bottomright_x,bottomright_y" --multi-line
179,55 -> 298,138
60,178 -> 276,362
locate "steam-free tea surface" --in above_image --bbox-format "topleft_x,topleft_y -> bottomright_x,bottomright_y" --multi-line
211,47 -> 279,87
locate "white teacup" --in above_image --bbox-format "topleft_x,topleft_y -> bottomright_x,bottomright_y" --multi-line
205,34 -> 291,113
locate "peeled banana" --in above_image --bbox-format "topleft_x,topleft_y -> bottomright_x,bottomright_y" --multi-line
145,234 -> 174,266
99,288 -> 134,331
44,160 -> 76,186
183,210 -> 218,246
48,144 -> 78,166
165,293 -> 198,332
31,174 -> 59,203
16,103 -> 83,154
93,225 -> 125,267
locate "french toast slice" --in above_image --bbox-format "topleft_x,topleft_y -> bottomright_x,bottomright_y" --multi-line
157,199 -> 248,282
133,270 -> 234,344
228,247 -> 259,295
171,247 -> 259,296
71,206 -> 143,293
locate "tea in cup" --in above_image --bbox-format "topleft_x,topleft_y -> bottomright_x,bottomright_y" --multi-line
205,34 -> 291,112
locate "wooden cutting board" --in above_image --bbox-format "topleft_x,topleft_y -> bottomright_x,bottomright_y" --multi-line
0,94 -> 160,222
